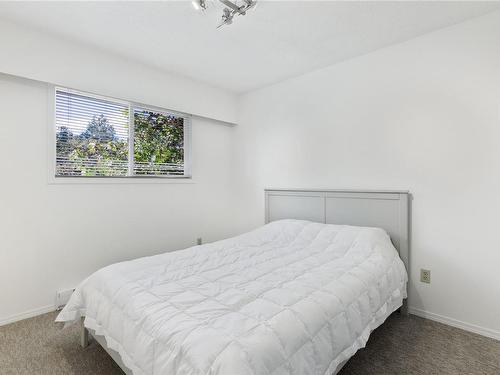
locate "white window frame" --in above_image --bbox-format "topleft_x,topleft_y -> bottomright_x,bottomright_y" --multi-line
47,85 -> 193,184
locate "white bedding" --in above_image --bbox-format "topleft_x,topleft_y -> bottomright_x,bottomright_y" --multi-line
57,219 -> 407,375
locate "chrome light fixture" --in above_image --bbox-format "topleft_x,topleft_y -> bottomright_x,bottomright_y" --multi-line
192,0 -> 257,28
191,0 -> 207,11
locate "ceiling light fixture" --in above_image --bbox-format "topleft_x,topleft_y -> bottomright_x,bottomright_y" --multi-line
192,0 -> 257,28
191,0 -> 206,11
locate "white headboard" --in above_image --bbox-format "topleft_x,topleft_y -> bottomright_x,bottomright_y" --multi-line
265,188 -> 410,313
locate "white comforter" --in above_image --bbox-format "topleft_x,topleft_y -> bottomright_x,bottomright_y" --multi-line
57,219 -> 407,375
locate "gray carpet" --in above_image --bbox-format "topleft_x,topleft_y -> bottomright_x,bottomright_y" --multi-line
0,312 -> 499,375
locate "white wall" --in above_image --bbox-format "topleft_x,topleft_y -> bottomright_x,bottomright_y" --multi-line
0,19 -> 237,124
0,73 -> 240,324
235,11 -> 500,338
2,7 -> 500,340
0,18 -> 242,324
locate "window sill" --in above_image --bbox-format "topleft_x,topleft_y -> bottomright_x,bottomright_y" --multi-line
48,176 -> 195,185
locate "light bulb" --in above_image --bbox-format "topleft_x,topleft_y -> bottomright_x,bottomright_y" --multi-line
192,0 -> 207,11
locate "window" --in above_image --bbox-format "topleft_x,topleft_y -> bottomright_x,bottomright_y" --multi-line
54,87 -> 190,178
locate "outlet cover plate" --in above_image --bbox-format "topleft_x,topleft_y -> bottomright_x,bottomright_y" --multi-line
420,269 -> 431,284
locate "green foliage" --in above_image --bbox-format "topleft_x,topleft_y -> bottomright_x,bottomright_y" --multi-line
56,115 -> 128,176
56,126 -> 74,156
134,111 -> 184,163
80,114 -> 117,141
56,111 -> 184,177
133,110 -> 184,175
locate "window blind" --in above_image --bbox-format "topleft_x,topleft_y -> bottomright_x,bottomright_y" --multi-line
54,88 -> 188,178
55,89 -> 129,177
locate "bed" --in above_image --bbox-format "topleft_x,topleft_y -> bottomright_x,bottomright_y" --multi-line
57,189 -> 410,375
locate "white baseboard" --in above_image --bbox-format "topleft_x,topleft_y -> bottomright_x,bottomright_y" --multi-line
409,307 -> 500,341
0,305 -> 56,327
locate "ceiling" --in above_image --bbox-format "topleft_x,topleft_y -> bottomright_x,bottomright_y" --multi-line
0,1 -> 499,93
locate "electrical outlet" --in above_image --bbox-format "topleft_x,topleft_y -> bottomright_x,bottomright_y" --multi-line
197,237 -> 203,245
420,269 -> 431,284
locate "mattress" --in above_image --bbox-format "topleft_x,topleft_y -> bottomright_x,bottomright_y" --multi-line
57,219 -> 408,375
